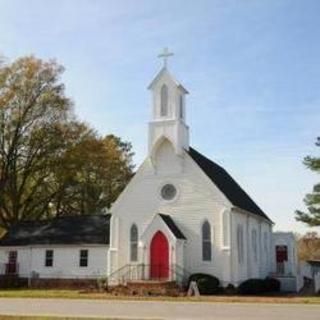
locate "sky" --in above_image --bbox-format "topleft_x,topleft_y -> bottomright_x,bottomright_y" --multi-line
0,0 -> 319,234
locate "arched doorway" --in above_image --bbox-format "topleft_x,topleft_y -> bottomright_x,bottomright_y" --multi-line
150,231 -> 169,280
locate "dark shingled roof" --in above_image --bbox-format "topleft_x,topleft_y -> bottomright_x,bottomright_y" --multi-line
188,147 -> 272,222
0,214 -> 111,246
159,214 -> 186,240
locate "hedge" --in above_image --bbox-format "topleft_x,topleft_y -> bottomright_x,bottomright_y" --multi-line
238,278 -> 281,295
188,273 -> 221,295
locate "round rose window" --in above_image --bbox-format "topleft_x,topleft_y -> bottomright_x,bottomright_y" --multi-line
161,184 -> 177,201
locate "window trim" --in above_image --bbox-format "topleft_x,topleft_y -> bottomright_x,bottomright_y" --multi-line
221,210 -> 230,249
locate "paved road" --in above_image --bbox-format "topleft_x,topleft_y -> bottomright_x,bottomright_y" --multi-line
0,298 -> 319,320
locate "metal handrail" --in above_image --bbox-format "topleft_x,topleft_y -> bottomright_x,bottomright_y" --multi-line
106,263 -> 190,287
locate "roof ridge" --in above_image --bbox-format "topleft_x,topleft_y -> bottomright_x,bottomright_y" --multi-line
189,147 -> 226,172
12,213 -> 111,225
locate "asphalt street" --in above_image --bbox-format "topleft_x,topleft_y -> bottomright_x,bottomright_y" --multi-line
0,298 -> 319,320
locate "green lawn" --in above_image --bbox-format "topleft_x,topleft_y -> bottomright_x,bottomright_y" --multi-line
0,317 -> 115,320
0,317 -> 139,320
0,289 -> 319,304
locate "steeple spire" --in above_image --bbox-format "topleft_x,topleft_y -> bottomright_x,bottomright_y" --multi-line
158,47 -> 174,68
148,49 -> 190,157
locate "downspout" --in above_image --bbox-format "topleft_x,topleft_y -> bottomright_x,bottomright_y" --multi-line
28,246 -> 32,288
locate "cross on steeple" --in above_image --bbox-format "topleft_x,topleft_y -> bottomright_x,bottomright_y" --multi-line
158,47 -> 174,68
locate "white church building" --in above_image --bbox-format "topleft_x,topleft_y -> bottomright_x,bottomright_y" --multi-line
0,53 -> 298,291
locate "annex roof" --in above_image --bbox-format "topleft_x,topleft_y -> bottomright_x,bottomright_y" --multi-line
0,214 -> 111,246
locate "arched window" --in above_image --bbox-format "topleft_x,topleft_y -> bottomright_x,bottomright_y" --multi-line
130,224 -> 138,262
237,224 -> 244,264
179,95 -> 184,119
202,221 -> 212,261
160,84 -> 168,116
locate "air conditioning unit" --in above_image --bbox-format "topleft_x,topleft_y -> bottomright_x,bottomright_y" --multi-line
31,271 -> 39,279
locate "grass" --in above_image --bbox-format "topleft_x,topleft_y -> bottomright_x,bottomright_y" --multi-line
0,317 -> 145,320
0,317 -> 119,320
0,289 -> 319,304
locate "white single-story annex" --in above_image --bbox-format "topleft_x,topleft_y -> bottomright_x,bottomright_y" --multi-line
0,54 -> 301,291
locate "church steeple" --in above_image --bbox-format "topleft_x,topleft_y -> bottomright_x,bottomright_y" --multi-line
148,49 -> 189,157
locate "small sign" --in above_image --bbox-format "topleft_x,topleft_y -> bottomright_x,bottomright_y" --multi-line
187,281 -> 200,296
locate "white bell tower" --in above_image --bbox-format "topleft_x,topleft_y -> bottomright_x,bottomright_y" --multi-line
148,48 -> 189,157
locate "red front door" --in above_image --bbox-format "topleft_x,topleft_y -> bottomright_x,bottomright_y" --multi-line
150,231 -> 169,280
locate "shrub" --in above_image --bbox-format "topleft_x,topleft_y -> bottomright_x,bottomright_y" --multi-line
238,279 -> 266,295
188,273 -> 221,295
238,278 -> 281,295
264,277 -> 281,292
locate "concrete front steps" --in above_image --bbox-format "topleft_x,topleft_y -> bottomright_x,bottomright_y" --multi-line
109,280 -> 184,297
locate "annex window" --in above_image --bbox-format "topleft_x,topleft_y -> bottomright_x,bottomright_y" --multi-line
79,249 -> 88,267
202,220 -> 212,261
237,225 -> 244,265
45,250 -> 53,267
130,224 -> 138,262
252,229 -> 258,262
160,84 -> 168,117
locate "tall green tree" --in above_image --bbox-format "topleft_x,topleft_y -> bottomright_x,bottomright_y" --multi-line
0,56 -> 72,228
296,137 -> 320,226
0,56 -> 134,229
50,130 -> 134,216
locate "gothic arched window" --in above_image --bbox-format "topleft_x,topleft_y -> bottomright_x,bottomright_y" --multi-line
160,84 -> 168,117
130,224 -> 138,262
202,220 -> 212,261
237,224 -> 244,264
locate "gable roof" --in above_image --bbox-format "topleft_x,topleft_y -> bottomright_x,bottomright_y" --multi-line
188,147 -> 272,223
147,67 -> 189,94
159,214 -> 186,240
0,214 -> 111,246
